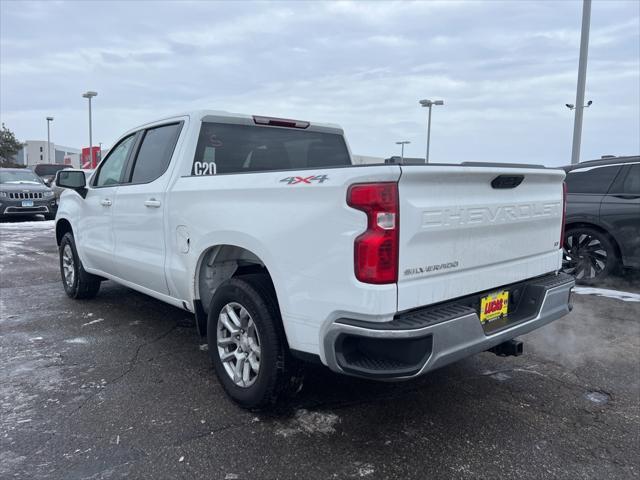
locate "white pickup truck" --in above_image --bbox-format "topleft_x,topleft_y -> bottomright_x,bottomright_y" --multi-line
55,110 -> 574,408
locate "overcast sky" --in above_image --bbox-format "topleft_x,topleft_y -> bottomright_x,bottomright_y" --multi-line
1,0 -> 638,165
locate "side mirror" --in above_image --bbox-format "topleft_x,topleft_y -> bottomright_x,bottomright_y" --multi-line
56,170 -> 87,198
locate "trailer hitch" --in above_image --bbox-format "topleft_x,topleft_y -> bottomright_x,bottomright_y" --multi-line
488,339 -> 523,357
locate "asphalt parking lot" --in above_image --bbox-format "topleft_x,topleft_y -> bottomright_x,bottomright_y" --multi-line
1,218 -> 639,480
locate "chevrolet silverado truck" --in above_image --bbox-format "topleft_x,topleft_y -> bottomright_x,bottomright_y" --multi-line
54,110 -> 574,408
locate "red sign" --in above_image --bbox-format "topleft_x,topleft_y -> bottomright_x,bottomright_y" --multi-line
81,146 -> 101,169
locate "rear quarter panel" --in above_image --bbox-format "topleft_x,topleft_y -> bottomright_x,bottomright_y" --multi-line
166,165 -> 401,356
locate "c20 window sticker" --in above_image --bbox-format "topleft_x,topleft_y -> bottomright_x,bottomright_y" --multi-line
192,133 -> 222,176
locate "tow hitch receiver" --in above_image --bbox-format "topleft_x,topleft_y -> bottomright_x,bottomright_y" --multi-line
489,339 -> 523,357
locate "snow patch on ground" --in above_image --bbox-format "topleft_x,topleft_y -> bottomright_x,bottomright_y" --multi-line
490,372 -> 511,382
0,220 -> 56,270
275,409 -> 340,437
0,220 -> 55,230
585,391 -> 611,404
355,463 -> 375,477
81,318 -> 104,327
573,286 -> 640,303
65,337 -> 89,344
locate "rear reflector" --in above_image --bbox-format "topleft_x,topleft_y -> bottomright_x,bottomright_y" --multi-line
347,182 -> 399,284
253,115 -> 310,129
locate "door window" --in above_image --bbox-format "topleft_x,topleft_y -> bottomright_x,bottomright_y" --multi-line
565,165 -> 622,194
94,135 -> 136,187
622,164 -> 640,195
129,123 -> 182,184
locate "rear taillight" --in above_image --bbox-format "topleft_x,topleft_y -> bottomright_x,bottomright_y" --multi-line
347,182 -> 399,284
560,181 -> 567,248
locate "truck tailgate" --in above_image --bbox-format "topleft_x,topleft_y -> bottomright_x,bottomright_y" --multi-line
397,165 -> 566,311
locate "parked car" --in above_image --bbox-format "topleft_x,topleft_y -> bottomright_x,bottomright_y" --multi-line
0,168 -> 58,220
33,163 -> 72,186
55,110 -> 574,408
50,169 -> 94,201
562,156 -> 640,283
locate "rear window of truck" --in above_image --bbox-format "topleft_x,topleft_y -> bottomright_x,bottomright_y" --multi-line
191,122 -> 350,175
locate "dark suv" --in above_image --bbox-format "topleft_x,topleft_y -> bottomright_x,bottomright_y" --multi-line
562,156 -> 640,283
0,168 -> 58,220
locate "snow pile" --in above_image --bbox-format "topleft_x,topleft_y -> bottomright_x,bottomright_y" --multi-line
0,220 -> 55,230
573,286 -> 640,303
275,408 -> 341,437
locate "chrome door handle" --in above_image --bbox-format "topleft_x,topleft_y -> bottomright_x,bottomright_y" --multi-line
100,199 -> 112,207
144,199 -> 161,208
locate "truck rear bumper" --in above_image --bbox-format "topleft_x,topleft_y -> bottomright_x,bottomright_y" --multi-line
322,272 -> 574,379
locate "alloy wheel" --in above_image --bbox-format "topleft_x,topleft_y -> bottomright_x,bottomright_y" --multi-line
62,244 -> 75,287
563,231 -> 608,280
216,302 -> 261,388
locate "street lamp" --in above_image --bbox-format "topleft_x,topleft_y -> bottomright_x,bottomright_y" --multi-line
82,91 -> 98,167
566,100 -> 592,111
419,99 -> 444,163
570,0 -> 592,165
395,140 -> 410,162
46,116 -> 54,164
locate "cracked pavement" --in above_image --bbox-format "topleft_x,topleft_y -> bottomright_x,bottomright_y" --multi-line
1,218 -> 639,479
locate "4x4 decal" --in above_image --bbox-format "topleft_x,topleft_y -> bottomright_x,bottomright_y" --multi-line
280,175 -> 328,185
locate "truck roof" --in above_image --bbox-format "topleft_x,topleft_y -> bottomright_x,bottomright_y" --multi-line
123,110 -> 344,137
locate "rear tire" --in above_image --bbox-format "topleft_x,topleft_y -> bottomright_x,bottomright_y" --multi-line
59,232 -> 101,299
562,227 -> 618,284
207,274 -> 302,409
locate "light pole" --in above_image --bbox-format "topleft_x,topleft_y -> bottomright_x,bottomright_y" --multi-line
419,99 -> 444,163
46,116 -> 54,163
570,0 -> 592,165
82,91 -> 98,167
395,141 -> 410,162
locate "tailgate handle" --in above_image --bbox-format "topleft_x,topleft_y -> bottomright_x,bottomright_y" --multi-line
491,175 -> 524,189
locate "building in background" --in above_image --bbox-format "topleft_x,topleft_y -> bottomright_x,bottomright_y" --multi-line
15,141 -> 81,168
56,147 -> 81,167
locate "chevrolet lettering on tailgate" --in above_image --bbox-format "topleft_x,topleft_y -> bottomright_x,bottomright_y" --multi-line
422,202 -> 561,228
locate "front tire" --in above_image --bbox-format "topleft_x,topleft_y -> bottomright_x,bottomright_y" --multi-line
59,232 -> 101,299
207,274 -> 301,409
562,227 -> 618,284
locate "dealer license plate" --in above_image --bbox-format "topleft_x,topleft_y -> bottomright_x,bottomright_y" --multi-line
480,290 -> 509,323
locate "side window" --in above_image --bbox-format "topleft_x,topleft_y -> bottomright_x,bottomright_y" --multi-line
622,164 -> 640,195
565,165 -> 622,194
130,123 -> 182,184
94,135 -> 136,187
